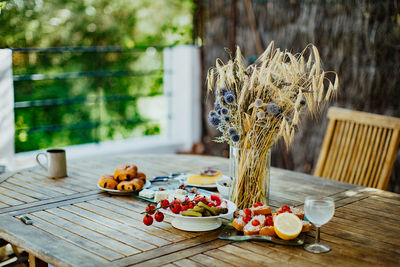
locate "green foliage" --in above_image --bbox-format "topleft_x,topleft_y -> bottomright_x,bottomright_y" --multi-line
0,0 -> 193,152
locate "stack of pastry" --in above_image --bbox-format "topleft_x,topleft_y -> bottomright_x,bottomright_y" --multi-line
98,164 -> 147,191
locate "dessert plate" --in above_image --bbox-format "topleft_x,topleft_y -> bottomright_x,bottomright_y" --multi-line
97,180 -> 151,195
184,175 -> 230,189
162,199 -> 237,231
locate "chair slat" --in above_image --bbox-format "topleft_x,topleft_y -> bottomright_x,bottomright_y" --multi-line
345,124 -> 365,184
339,123 -> 359,183
348,124 -> 370,185
369,128 -> 388,188
335,121 -> 354,182
373,130 -> 392,188
354,125 -> 375,186
358,126 -> 378,187
365,127 -> 383,188
377,129 -> 400,189
322,121 -> 344,179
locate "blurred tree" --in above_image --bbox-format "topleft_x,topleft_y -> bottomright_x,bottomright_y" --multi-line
0,0 -> 193,152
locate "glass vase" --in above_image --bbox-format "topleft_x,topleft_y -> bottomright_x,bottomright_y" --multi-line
229,145 -> 271,209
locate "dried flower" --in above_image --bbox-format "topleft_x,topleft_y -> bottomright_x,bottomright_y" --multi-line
221,107 -> 229,115
224,92 -> 235,104
209,110 -> 218,117
300,97 -> 307,106
257,111 -> 266,120
254,99 -> 263,108
231,134 -> 240,142
228,127 -> 237,136
266,102 -> 280,116
209,115 -> 221,127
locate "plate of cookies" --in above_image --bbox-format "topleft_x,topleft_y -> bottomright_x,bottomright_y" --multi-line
97,164 -> 151,195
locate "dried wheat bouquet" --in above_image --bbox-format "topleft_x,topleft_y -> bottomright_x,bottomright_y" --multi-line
207,41 -> 339,208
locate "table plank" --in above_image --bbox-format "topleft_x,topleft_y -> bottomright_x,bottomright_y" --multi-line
0,215 -> 109,266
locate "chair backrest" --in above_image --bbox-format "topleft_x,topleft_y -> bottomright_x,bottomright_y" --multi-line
314,107 -> 400,190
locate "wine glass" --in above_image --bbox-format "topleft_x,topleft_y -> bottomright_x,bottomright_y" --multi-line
304,196 -> 335,253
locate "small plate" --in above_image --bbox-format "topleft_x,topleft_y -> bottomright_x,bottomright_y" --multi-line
185,175 -> 230,189
97,180 -> 151,195
218,224 -> 306,246
163,200 -> 237,232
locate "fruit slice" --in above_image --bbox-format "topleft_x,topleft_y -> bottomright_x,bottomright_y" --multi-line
273,212 -> 302,240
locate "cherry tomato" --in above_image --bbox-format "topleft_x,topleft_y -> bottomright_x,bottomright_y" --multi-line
146,204 -> 156,215
154,211 -> 164,222
170,203 -> 181,214
210,194 -> 221,202
161,199 -> 170,209
181,204 -> 189,211
143,214 -> 153,226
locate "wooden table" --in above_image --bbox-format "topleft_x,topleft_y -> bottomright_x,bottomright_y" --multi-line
0,154 -> 399,267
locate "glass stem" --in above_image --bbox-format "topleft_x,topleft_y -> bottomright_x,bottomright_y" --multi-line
315,227 -> 320,244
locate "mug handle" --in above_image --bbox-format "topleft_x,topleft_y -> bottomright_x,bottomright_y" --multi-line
36,153 -> 48,171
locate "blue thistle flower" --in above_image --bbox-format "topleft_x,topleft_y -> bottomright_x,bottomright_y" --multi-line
214,100 -> 222,110
254,98 -> 263,108
266,102 -> 281,116
224,92 -> 235,104
209,110 -> 218,117
209,115 -> 221,127
217,109 -> 222,115
231,134 -> 240,142
223,115 -> 230,122
228,127 -> 237,136
300,97 -> 307,106
221,87 -> 227,95
221,107 -> 229,115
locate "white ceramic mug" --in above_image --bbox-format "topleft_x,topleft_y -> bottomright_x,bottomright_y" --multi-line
36,149 -> 67,178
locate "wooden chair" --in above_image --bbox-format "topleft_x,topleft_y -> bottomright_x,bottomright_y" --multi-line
314,107 -> 400,190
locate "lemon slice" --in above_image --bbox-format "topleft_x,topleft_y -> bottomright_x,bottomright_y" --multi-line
273,212 -> 302,240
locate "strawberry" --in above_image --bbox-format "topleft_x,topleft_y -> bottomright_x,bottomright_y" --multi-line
146,204 -> 156,215
252,219 -> 260,226
143,214 -> 153,226
160,199 -> 170,209
170,203 -> 181,214
254,202 -> 263,208
244,208 -> 252,216
154,211 -> 164,222
243,215 -> 252,224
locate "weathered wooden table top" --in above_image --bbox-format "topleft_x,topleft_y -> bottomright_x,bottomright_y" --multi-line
0,154 -> 399,266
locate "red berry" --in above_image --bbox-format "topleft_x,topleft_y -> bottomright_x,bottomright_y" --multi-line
161,199 -> 170,209
143,214 -> 153,226
254,202 -> 263,208
252,219 -> 260,226
154,211 -> 164,222
170,203 -> 181,214
146,204 -> 156,215
210,194 -> 221,202
244,208 -> 252,216
243,215 -> 252,224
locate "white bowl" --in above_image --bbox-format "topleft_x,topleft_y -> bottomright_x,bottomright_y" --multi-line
216,177 -> 232,199
164,200 -> 237,231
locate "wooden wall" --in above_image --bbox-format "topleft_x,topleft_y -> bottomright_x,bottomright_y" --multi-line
196,0 -> 400,192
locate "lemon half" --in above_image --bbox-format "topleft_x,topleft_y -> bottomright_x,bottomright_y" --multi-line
273,213 -> 302,240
